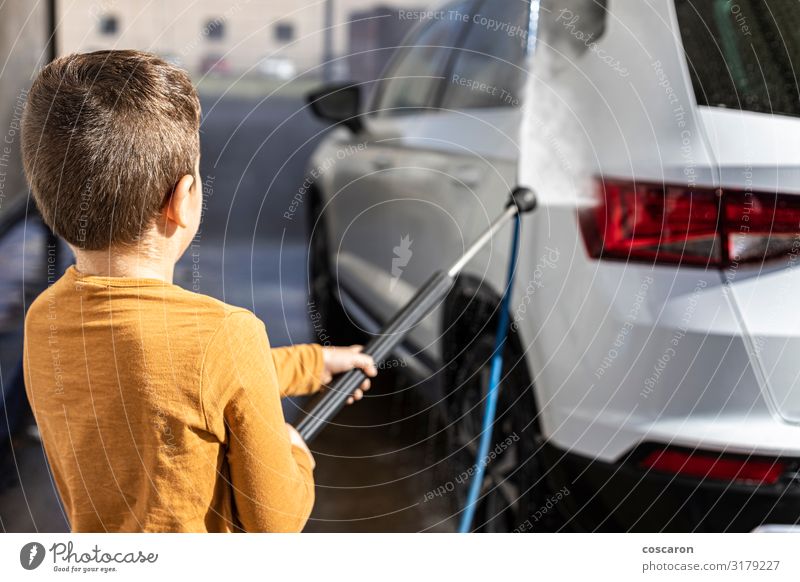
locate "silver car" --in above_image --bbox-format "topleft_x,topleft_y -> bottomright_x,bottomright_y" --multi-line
305,0 -> 800,531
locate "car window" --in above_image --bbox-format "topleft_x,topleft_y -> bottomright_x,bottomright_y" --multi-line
440,0 -> 531,109
675,0 -> 800,117
374,1 -> 474,115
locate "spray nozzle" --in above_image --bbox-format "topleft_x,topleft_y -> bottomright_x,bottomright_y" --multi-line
507,186 -> 538,214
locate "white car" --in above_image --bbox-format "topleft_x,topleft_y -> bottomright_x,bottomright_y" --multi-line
259,56 -> 297,80
305,0 -> 800,531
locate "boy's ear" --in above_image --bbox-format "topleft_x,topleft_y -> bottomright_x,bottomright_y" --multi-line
165,174 -> 196,228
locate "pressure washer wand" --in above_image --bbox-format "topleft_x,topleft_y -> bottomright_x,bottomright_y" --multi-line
296,187 -> 537,442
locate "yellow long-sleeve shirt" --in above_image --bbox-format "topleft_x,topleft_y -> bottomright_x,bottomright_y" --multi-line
23,265 -> 324,532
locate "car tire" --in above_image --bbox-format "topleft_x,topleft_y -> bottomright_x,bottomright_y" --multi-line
439,284 -> 565,532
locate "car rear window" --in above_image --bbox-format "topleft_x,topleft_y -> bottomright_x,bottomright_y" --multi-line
674,0 -> 800,117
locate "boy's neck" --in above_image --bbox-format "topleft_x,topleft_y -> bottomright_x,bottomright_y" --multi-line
72,244 -> 177,283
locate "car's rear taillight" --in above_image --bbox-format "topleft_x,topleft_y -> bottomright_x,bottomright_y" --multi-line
580,179 -> 800,267
640,448 -> 786,486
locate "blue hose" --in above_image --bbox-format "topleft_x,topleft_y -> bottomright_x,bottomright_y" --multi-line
458,213 -> 522,532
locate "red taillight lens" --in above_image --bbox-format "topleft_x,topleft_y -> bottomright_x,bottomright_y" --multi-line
580,179 -> 800,267
725,191 -> 800,264
640,448 -> 785,486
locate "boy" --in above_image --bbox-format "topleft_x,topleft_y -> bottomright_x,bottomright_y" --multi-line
20,50 -> 377,532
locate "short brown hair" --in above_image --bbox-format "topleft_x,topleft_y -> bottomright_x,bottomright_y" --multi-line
21,50 -> 201,250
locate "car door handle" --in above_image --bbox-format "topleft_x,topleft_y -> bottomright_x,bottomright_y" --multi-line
450,165 -> 482,188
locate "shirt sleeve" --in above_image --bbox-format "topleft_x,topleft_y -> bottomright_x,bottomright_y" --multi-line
271,343 -> 325,397
201,311 -> 315,532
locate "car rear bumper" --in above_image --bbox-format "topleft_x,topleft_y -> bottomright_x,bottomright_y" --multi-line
541,441 -> 800,532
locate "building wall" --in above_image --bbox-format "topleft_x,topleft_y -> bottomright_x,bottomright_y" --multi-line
57,0 -> 326,73
56,0 -> 425,76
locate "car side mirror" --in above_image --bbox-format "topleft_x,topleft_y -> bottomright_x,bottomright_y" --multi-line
307,83 -> 363,133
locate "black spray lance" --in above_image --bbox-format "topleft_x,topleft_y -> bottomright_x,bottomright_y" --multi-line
296,187 -> 538,442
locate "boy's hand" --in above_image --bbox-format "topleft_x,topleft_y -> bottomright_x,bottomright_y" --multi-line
321,345 -> 378,404
286,423 -> 315,469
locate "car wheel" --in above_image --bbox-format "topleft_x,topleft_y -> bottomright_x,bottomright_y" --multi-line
440,289 -> 562,532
